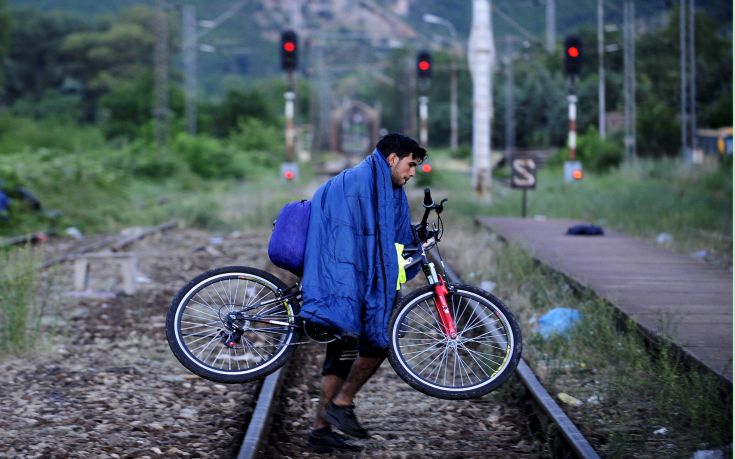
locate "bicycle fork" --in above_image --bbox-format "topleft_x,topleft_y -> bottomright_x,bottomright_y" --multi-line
424,262 -> 457,339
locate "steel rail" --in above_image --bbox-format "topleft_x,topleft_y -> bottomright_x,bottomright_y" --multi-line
236,367 -> 288,459
433,249 -> 600,459
236,245 -> 600,459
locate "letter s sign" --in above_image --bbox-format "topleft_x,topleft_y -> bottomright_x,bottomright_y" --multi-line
511,158 -> 537,189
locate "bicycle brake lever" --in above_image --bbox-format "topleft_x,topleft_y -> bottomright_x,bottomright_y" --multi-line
436,198 -> 448,214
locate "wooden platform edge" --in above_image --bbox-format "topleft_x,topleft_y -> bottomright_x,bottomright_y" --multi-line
475,216 -> 733,386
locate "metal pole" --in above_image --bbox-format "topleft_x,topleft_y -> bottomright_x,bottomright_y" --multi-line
545,0 -> 556,53
568,92 -> 577,161
521,189 -> 527,218
623,1 -> 635,160
688,0 -> 696,154
449,50 -> 458,152
153,0 -> 169,150
419,96 -> 429,145
408,54 -> 417,138
630,1 -> 636,159
679,0 -> 688,160
504,51 -> 515,168
597,0 -> 606,139
285,79 -> 296,163
183,5 -> 197,135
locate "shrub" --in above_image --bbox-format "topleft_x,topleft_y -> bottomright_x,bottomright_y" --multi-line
0,114 -> 106,155
106,139 -> 189,180
0,148 -> 129,235
172,132 -> 246,180
450,144 -> 472,161
546,127 -> 624,173
228,117 -> 283,169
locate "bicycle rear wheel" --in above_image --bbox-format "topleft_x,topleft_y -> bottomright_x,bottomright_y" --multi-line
166,266 -> 300,383
388,284 -> 522,400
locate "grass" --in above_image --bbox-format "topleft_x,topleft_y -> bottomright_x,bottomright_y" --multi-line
502,241 -> 731,455
423,150 -> 732,268
417,150 -> 733,456
0,245 -> 55,356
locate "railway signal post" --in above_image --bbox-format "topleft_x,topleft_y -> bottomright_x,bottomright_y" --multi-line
281,30 -> 299,180
563,35 -> 583,183
417,51 -> 432,146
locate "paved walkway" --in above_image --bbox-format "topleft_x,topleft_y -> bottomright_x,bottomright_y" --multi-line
476,216 -> 732,384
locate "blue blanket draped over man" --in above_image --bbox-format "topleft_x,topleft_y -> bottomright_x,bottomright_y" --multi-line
300,150 -> 418,349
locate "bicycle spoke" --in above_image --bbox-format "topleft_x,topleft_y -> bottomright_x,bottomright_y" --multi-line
393,287 -> 519,393
171,271 -> 300,377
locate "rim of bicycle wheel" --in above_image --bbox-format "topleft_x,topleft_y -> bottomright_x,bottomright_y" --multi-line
392,288 -> 516,393
173,272 -> 296,377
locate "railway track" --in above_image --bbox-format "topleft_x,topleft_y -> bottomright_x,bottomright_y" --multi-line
2,213 -> 599,457
0,224 -> 276,457
238,251 -> 600,458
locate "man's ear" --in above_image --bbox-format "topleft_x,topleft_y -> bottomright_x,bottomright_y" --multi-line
386,152 -> 398,167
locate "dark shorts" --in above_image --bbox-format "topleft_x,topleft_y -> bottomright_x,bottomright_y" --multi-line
321,338 -> 388,379
321,292 -> 400,379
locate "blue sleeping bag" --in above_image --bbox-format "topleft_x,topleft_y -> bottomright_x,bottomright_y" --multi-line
300,150 -> 417,348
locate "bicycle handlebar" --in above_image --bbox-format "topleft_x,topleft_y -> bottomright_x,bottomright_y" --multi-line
415,187 -> 447,242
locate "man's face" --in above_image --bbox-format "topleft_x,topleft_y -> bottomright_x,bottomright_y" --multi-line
387,153 -> 418,187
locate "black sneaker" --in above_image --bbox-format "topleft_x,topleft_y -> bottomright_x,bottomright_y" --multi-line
322,401 -> 370,439
307,426 -> 363,453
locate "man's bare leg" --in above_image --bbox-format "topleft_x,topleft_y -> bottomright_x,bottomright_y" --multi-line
331,356 -> 384,406
314,375 -> 343,429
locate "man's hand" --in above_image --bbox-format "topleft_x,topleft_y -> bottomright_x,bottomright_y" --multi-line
421,237 -> 436,250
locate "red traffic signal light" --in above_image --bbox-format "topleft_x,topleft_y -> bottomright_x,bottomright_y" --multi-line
280,30 -> 298,72
563,35 -> 582,77
417,51 -> 432,79
280,162 -> 299,181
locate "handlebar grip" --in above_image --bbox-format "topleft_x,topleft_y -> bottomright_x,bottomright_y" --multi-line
423,188 -> 433,207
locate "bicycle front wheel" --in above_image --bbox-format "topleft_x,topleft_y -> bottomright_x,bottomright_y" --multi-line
166,266 -> 300,384
388,284 -> 522,400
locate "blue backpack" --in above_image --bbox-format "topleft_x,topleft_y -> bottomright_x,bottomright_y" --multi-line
268,200 -> 311,277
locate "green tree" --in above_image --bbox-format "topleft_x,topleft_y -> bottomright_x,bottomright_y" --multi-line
3,8 -> 90,108
636,8 -> 732,156
0,0 -> 10,79
60,5 -> 168,122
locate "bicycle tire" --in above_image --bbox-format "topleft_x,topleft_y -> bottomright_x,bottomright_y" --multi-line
166,266 -> 300,384
388,284 -> 522,400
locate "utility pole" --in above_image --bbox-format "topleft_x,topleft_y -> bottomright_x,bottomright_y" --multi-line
182,5 -> 196,135
503,40 -> 515,168
597,0 -> 605,139
408,54 -> 417,139
468,0 -> 495,197
688,0 -> 696,156
449,51 -> 458,152
181,1 -> 248,136
418,96 -> 429,145
679,0 -> 688,161
545,0 -> 556,53
416,51 -> 432,146
623,0 -> 636,160
153,0 -> 169,150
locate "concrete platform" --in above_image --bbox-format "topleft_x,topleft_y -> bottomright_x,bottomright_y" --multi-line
477,216 -> 732,384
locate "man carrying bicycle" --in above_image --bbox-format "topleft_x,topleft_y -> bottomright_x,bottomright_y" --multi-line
300,133 -> 427,452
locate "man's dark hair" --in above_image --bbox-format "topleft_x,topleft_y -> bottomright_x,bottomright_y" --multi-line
376,133 -> 427,164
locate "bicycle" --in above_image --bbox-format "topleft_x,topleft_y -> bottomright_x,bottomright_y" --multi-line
166,188 -> 522,400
